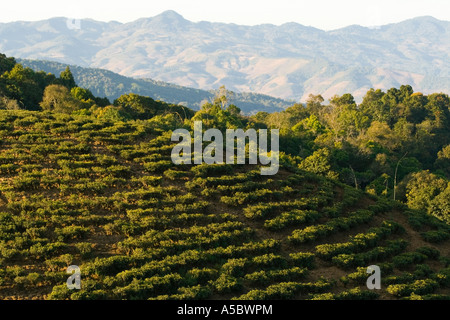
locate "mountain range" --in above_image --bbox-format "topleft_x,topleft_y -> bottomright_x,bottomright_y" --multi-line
16,58 -> 292,113
1,10 -> 450,102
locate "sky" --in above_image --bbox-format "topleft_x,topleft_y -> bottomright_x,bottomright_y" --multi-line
2,0 -> 450,30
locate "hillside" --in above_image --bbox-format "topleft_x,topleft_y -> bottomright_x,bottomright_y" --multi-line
0,109 -> 449,300
1,12 -> 450,102
17,58 -> 292,114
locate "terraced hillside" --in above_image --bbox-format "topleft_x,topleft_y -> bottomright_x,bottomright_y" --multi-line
0,110 -> 449,300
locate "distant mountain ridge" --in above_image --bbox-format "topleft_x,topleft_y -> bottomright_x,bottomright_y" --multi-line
2,11 -> 450,102
17,58 -> 292,114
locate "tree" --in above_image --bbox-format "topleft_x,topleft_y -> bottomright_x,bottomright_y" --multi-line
306,94 -> 324,116
94,105 -> 130,121
292,114 -> 325,136
325,94 -> 368,139
58,67 -> 76,89
1,64 -> 42,110
382,87 -> 400,106
437,145 -> 450,161
299,148 -> 338,179
330,93 -> 356,107
93,96 -> 111,108
34,70 -> 57,91
393,118 -> 415,147
403,92 -> 428,124
0,96 -> 20,110
399,85 -> 414,101
360,88 -> 389,123
212,85 -> 234,109
405,170 -> 448,211
380,86 -> 414,125
364,121 -> 399,153
265,104 -> 309,131
252,112 -> 269,123
428,185 -> 450,224
0,53 -> 16,75
366,173 -> 391,197
71,87 -> 95,102
426,93 -> 450,129
435,145 -> 450,177
192,99 -> 244,131
227,104 -> 241,116
40,84 -> 84,114
114,93 -> 158,119
113,93 -> 190,120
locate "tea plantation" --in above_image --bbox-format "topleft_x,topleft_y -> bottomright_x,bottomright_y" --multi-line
0,110 -> 449,300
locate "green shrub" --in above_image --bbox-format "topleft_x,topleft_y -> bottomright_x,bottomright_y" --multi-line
113,273 -> 183,299
191,164 -> 233,177
331,240 -> 408,268
75,242 -> 94,259
221,258 -> 249,277
416,247 -> 441,260
252,253 -> 287,269
144,160 -> 173,173
0,164 -> 19,175
244,267 -> 307,285
334,287 -> 379,300
244,203 -> 276,219
168,285 -> 212,300
55,226 -> 90,241
315,221 -> 402,260
28,242 -> 68,259
387,279 -> 439,297
107,165 -> 132,178
47,284 -> 72,300
164,169 -> 188,180
71,290 -> 109,300
85,256 -> 134,276
186,268 -> 218,284
289,210 -> 375,244
421,230 -> 450,243
289,252 -> 315,269
289,224 -> 335,243
392,252 -> 428,269
264,210 -> 320,231
213,273 -> 242,293
234,279 -> 333,300
309,293 -> 335,300
44,254 -> 74,271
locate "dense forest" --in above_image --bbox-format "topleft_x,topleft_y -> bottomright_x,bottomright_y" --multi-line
256,88 -> 450,225
0,52 -> 449,300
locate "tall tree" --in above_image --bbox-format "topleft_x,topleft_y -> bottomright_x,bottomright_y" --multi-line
360,88 -> 389,123
40,84 -> 83,114
212,85 -> 234,109
0,53 -> 16,75
404,170 -> 448,211
306,94 -> 324,117
114,93 -> 158,119
59,66 -> 76,89
1,64 -> 42,110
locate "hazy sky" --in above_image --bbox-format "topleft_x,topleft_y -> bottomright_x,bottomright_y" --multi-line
2,0 -> 450,30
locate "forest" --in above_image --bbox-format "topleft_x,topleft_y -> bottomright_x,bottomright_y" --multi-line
0,52 -> 449,300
